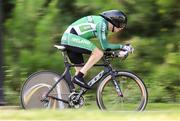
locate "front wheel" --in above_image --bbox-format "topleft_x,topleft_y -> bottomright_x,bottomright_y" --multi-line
96,71 -> 148,111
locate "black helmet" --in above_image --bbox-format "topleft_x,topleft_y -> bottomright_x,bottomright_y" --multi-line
100,10 -> 127,28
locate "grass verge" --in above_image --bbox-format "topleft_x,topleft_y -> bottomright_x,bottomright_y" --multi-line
0,103 -> 179,120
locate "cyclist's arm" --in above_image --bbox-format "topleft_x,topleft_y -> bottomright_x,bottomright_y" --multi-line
96,21 -> 123,50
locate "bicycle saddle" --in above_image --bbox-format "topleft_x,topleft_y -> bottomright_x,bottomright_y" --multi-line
54,45 -> 66,51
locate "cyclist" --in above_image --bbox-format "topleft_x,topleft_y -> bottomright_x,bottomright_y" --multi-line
61,10 -> 133,89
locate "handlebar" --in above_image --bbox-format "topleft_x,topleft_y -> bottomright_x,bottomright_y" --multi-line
104,50 -> 129,59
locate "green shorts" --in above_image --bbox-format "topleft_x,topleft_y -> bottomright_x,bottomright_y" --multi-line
61,33 -> 96,51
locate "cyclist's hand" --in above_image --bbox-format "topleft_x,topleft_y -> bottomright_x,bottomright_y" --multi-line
122,44 -> 134,54
118,50 -> 128,57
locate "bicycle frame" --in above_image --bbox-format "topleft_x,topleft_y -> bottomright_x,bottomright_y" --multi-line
43,50 -> 123,104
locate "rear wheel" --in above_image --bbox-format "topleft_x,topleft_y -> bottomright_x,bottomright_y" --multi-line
96,71 -> 148,111
20,71 -> 70,109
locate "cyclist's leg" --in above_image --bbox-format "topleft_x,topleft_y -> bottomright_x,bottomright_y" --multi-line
74,48 -> 103,75
61,33 -> 98,75
61,33 -> 103,88
80,48 -> 103,74
64,45 -> 91,75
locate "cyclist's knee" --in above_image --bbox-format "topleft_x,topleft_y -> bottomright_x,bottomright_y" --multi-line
99,50 -> 104,58
97,49 -> 104,58
92,48 -> 103,57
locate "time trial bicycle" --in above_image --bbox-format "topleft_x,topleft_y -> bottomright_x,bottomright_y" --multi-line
20,44 -> 148,111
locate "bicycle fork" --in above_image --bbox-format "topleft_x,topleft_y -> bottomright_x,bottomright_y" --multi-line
111,72 -> 124,97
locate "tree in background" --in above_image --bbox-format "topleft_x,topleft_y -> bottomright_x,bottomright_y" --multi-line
0,0 -> 6,106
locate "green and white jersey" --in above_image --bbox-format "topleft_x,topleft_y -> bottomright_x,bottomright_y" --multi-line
61,15 -> 123,50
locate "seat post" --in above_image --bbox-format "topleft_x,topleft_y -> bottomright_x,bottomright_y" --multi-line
60,51 -> 69,63
54,44 -> 69,64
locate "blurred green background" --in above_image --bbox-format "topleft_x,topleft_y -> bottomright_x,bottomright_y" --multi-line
1,0 -> 180,106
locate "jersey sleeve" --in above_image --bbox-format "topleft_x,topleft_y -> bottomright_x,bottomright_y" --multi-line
96,21 -> 123,50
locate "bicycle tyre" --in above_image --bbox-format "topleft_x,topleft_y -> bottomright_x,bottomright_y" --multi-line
96,71 -> 148,111
20,71 -> 70,109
